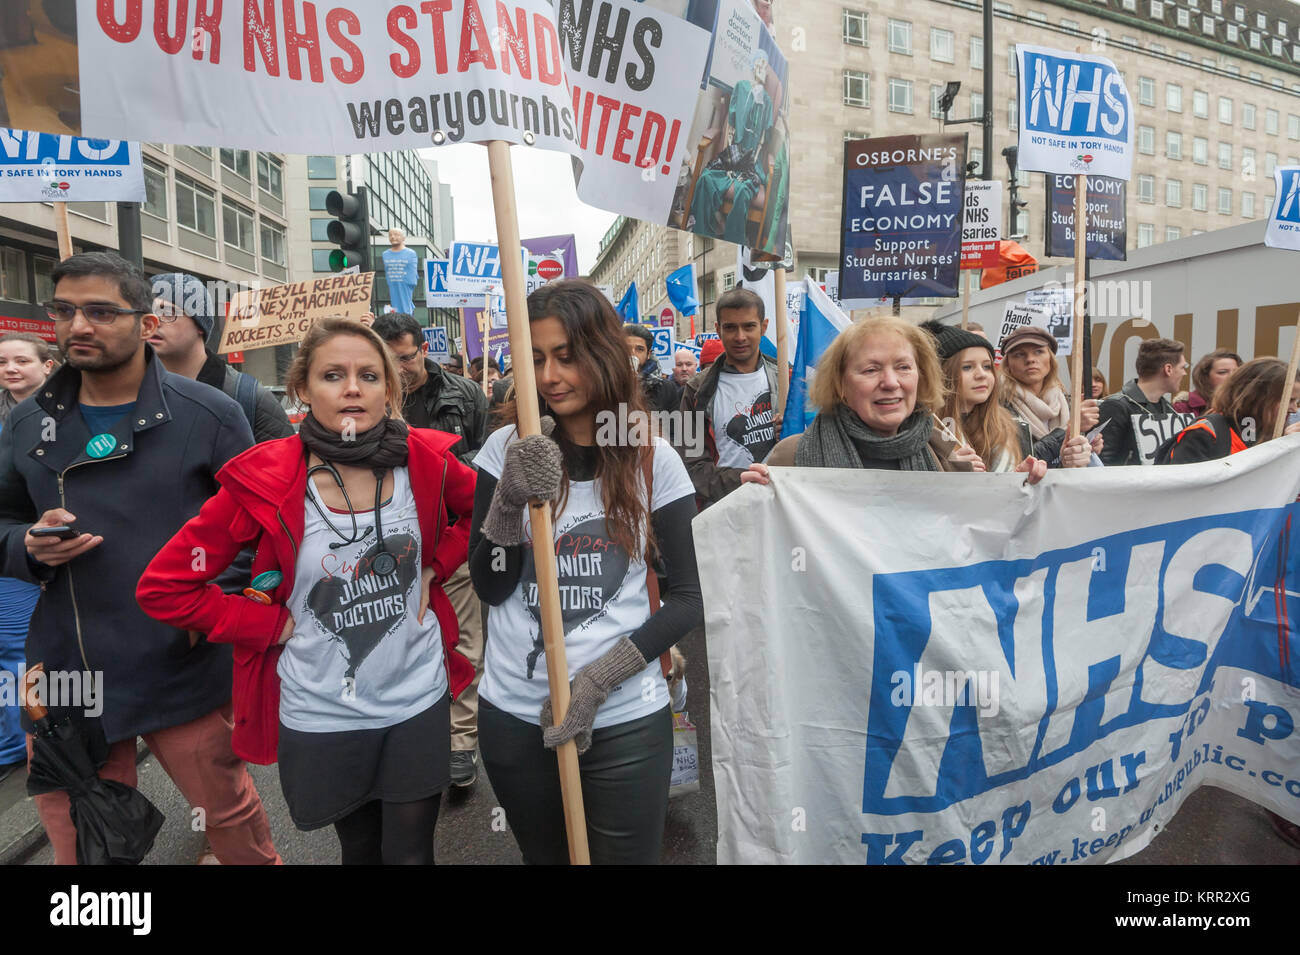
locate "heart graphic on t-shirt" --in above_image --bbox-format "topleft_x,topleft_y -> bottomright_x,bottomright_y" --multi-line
306,533 -> 418,682
724,389 -> 777,460
520,515 -> 631,679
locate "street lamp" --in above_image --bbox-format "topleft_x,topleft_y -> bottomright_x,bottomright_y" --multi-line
1003,146 -> 1028,239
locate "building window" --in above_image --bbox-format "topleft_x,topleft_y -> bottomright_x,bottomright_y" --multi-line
309,187 -> 334,211
219,148 -> 251,180
931,85 -> 944,119
1225,64 -> 1239,75
970,148 -> 983,176
1177,8 -> 1190,27
888,19 -> 911,54
1166,226 -> 1182,241
1139,125 -> 1155,154
1218,187 -> 1233,214
1212,0 -> 1221,12
843,9 -> 868,46
260,219 -> 286,266
1166,83 -> 1182,112
222,199 -> 256,254
1202,15 -> 1215,35
1227,24 -> 1238,42
1267,108 -> 1279,135
1234,4 -> 1244,21
1243,146 -> 1256,176
930,28 -> 954,63
1150,0 -> 1164,17
1138,174 -> 1155,202
970,92 -> 983,120
1242,192 -> 1255,217
1249,31 -> 1260,50
1193,136 -> 1208,164
844,70 -> 869,107
33,254 -> 57,304
306,156 -> 337,180
888,78 -> 913,113
256,154 -> 283,200
142,160 -> 168,220
311,249 -> 334,272
1193,90 -> 1209,118
1218,142 -> 1232,168
1218,97 -> 1233,124
1166,130 -> 1182,160
1289,114 -> 1300,140
970,36 -> 983,69
1166,179 -> 1182,207
175,174 -> 216,237
1026,10 -> 1046,22
1266,152 -> 1278,176
1008,99 -> 1018,131
0,248 -> 25,302
310,217 -> 333,241
1243,103 -> 1256,130
1061,18 -> 1079,32
1138,223 -> 1155,247
1193,183 -> 1208,210
1138,76 -> 1156,106
1007,43 -> 1017,76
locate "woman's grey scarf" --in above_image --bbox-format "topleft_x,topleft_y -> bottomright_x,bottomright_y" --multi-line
795,403 -> 937,471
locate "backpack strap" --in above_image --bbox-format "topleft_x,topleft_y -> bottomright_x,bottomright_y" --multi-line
232,370 -> 259,436
641,447 -> 673,679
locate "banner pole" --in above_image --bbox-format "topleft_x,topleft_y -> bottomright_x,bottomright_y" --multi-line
774,267 -> 789,419
482,292 -> 490,385
1070,174 -> 1087,439
54,202 -> 73,260
1274,312 -> 1300,440
485,140 -> 590,865
961,271 -> 971,330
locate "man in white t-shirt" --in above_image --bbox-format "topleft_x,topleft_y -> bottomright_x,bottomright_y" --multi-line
678,287 -> 782,509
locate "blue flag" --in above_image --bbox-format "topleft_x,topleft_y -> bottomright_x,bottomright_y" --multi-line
617,282 -> 639,324
784,280 -> 851,438
665,264 -> 698,317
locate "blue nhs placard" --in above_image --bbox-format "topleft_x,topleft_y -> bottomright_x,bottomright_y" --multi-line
424,258 -> 476,308
421,325 -> 450,361
0,128 -> 144,203
446,241 -> 528,292
1015,44 -> 1133,182
1265,166 -> 1300,250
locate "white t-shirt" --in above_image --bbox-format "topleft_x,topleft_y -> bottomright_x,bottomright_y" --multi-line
475,427 -> 694,728
710,368 -> 777,468
278,467 -> 447,732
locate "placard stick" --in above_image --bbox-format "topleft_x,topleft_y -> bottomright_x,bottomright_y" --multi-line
482,292 -> 490,389
961,272 -> 971,330
1274,313 -> 1300,440
774,267 -> 789,419
1069,174 -> 1086,438
54,203 -> 72,260
486,140 -> 590,865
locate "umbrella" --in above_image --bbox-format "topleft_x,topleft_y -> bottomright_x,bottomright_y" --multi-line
21,664 -> 165,865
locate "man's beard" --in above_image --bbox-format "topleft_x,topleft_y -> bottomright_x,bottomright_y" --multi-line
61,340 -> 138,374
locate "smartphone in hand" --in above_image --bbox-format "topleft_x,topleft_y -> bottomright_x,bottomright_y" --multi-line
30,526 -> 79,540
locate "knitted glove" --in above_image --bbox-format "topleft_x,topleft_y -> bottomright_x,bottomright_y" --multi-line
483,416 -> 562,546
539,637 -> 648,754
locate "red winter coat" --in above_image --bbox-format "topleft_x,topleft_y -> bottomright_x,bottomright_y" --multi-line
136,429 -> 477,764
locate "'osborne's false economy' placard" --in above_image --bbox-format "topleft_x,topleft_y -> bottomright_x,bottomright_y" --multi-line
1016,44 -> 1133,182
840,134 -> 966,301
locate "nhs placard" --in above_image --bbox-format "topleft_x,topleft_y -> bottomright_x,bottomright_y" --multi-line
422,325 -> 450,362
424,259 -> 476,308
651,327 -> 674,375
0,129 -> 144,203
1016,45 -> 1133,182
447,241 -> 528,292
1265,167 -> 1300,251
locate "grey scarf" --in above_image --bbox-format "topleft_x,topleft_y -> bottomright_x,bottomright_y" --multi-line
0,389 -> 19,427
795,404 -> 937,471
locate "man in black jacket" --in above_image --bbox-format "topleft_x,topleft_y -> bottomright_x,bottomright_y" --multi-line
373,311 -> 489,787
146,273 -> 293,443
624,323 -> 681,413
0,252 -> 280,864
1098,338 -> 1193,466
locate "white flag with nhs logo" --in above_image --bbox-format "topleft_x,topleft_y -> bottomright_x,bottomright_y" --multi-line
1016,44 -> 1133,182
1265,167 -> 1300,251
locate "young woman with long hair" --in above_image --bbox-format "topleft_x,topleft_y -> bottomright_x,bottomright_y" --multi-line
1173,348 -> 1242,417
1160,357 -> 1300,463
468,280 -> 702,865
998,326 -> 1100,443
138,317 -> 476,864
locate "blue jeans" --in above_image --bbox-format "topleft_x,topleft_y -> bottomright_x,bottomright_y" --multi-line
0,577 -> 38,765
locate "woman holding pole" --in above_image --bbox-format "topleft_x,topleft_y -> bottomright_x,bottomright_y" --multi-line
1159,358 -> 1300,463
998,326 -> 1100,450
138,318 -> 476,864
469,280 -> 702,865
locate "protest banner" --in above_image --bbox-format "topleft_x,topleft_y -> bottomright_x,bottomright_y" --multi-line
784,280 -> 850,437
1045,174 -> 1127,261
422,325 -> 451,363
840,134 -> 966,302
217,272 -> 374,354
425,259 -> 478,309
0,128 -> 144,202
960,181 -> 1002,270
997,301 -> 1053,356
651,327 -> 674,375
697,437 -> 1300,864
1261,167 -> 1300,437
1025,288 -> 1074,356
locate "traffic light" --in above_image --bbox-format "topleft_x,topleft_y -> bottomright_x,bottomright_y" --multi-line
325,188 -> 370,272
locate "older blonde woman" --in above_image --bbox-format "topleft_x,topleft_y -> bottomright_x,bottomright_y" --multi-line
744,314 -> 1048,481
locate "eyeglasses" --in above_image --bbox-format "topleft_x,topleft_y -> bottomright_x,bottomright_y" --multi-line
152,302 -> 184,324
44,301 -> 143,325
395,350 -> 423,365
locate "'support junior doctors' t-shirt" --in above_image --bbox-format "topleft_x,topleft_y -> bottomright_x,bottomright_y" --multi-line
710,368 -> 777,468
278,467 -> 446,732
475,427 -> 694,729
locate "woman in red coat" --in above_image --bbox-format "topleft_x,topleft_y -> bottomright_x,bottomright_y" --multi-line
137,317 -> 475,864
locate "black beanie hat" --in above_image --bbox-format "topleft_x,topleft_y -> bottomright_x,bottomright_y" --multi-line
920,320 -> 995,363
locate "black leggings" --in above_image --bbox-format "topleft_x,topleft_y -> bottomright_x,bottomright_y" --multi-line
333,795 -> 442,865
479,699 -> 673,865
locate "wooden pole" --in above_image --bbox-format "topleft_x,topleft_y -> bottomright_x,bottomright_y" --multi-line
54,202 -> 73,260
1069,174 -> 1086,438
485,140 -> 590,864
1274,314 -> 1300,440
961,271 -> 971,330
774,267 -> 789,419
481,293 -> 491,396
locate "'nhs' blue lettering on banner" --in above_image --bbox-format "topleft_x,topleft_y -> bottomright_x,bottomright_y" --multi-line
1023,50 -> 1128,143
0,131 -> 130,166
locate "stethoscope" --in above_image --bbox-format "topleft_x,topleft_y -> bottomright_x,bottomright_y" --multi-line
306,461 -> 398,576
